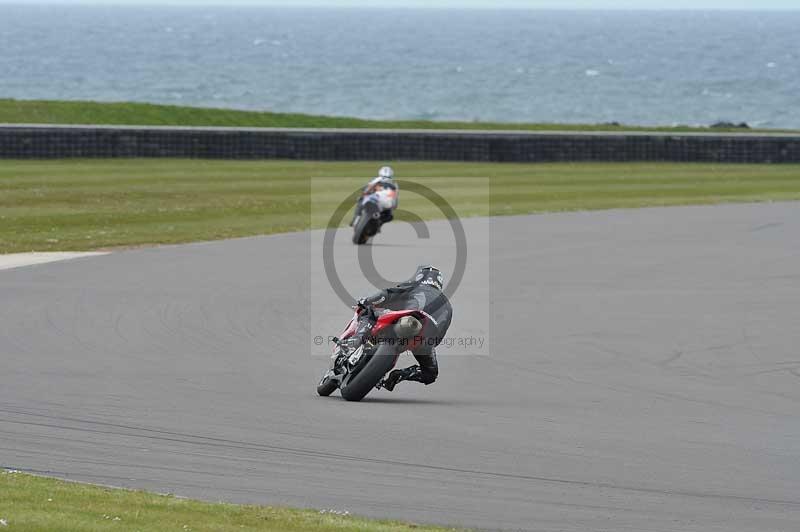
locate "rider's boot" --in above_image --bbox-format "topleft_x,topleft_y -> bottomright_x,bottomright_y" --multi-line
381,365 -> 423,391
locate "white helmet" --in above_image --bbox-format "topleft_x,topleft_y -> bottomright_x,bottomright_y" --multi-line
378,166 -> 394,179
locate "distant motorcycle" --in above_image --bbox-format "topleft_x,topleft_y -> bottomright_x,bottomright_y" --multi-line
317,305 -> 427,401
352,187 -> 397,245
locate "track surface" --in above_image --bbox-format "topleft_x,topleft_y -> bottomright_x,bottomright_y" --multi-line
2,203 -> 799,531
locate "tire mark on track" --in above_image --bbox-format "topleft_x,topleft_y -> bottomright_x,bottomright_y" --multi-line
2,410 -> 798,509
488,356 -> 800,415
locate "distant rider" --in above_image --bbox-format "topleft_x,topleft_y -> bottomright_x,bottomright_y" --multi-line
349,166 -> 398,229
355,265 -> 453,391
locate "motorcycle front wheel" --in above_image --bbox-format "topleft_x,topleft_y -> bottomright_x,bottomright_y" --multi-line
317,373 -> 338,396
352,204 -> 379,245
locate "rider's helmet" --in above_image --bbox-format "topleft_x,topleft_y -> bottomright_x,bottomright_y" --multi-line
412,265 -> 444,291
376,166 -> 396,191
367,166 -> 396,193
378,166 -> 394,180
372,166 -> 397,197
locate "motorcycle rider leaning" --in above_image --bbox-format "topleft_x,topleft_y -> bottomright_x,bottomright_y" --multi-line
349,165 -> 398,228
355,265 -> 453,391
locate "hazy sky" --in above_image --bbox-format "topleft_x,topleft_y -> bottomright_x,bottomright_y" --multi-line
2,0 -> 799,8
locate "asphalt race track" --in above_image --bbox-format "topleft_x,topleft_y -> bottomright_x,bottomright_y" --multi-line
2,202 -> 799,531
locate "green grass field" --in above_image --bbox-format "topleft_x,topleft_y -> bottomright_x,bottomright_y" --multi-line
0,99 -> 789,133
2,160 -> 799,254
0,471 -> 460,532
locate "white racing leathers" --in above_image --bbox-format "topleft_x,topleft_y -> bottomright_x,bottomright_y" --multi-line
352,181 -> 398,225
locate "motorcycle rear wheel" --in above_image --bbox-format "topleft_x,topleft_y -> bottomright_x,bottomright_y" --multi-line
340,345 -> 398,401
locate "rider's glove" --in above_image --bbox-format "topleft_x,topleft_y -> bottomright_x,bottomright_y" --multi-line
354,298 -> 378,320
354,297 -> 369,313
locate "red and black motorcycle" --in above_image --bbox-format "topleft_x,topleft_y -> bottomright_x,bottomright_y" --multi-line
317,305 -> 428,401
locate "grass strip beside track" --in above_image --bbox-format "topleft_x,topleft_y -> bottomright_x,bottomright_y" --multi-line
1,160 -> 799,253
0,471 -> 461,532
0,99 -> 794,133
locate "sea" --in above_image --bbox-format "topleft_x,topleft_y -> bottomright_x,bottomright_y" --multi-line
1,5 -> 799,128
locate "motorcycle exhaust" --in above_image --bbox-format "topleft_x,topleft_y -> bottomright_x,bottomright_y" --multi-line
394,316 -> 422,338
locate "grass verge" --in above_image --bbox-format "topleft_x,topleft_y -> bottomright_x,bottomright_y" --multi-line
0,471 -> 461,532
1,160 -> 799,254
0,99 -> 793,133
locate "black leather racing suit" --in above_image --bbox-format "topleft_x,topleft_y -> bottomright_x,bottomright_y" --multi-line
361,278 -> 452,387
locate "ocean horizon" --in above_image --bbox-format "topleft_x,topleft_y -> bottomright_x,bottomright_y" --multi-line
2,5 -> 799,127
